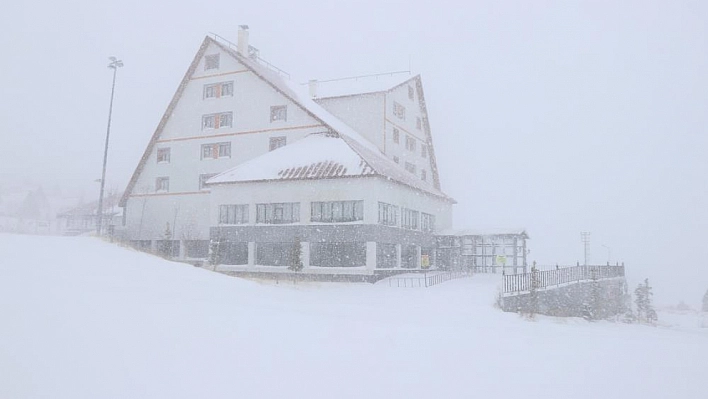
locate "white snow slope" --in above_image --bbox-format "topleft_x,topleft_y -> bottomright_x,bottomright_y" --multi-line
1,234 -> 706,399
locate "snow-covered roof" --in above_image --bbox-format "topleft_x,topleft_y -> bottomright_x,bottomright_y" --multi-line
207,133 -> 452,201
437,228 -> 530,238
310,73 -> 415,99
208,134 -> 375,184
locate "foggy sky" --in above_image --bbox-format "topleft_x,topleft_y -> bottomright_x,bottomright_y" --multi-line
1,0 -> 706,304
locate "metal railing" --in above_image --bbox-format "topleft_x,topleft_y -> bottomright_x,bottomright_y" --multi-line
388,270 -> 470,288
502,264 -> 625,294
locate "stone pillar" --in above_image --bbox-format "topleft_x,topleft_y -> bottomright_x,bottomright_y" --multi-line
366,242 -> 377,270
248,242 -> 255,267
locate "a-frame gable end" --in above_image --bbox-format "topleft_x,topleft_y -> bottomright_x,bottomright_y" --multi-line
119,37 -> 213,207
414,76 -> 442,190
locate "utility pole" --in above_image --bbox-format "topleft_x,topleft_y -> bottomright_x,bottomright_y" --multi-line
97,56 -> 123,236
581,232 -> 591,266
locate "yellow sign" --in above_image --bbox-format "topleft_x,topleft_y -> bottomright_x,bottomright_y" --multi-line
421,254 -> 430,269
496,255 -> 507,266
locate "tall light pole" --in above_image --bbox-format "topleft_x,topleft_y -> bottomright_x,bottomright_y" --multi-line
97,56 -> 123,236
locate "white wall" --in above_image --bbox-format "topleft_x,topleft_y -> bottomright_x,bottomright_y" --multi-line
383,80 -> 435,189
124,41 -> 330,241
316,93 -> 385,151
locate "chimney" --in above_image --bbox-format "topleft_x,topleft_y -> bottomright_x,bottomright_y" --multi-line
308,79 -> 318,98
237,25 -> 249,55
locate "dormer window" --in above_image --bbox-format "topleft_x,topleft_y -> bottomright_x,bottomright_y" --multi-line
204,54 -> 220,70
408,86 -> 414,100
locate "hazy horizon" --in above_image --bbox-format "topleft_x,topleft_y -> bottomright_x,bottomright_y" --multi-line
1,0 -> 706,305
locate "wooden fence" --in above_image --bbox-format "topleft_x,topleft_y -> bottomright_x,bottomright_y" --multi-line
388,270 -> 470,288
502,264 -> 625,294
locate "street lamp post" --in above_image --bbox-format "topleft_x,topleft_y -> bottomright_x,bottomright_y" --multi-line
97,56 -> 123,236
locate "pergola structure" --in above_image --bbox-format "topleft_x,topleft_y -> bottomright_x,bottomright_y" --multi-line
435,229 -> 529,274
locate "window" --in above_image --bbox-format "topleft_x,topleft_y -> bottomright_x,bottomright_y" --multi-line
157,240 -> 180,258
310,242 -> 366,268
408,85 -> 414,100
157,148 -> 170,163
421,213 -> 436,232
416,117 -> 422,130
406,136 -> 416,151
393,102 -> 406,120
269,136 -> 286,151
421,169 -> 427,181
219,204 -> 249,224
201,142 -> 231,160
421,145 -> 428,158
219,241 -> 249,265
401,208 -> 419,230
204,81 -> 234,99
378,202 -> 398,226
155,177 -> 169,192
401,244 -> 418,268
204,53 -> 220,70
256,203 -> 300,224
405,162 -> 416,174
311,201 -> 363,223
377,243 -> 397,269
199,173 -> 217,190
393,156 -> 399,164
185,240 -> 209,258
256,242 -> 295,266
270,105 -> 287,122
393,128 -> 400,144
202,112 -> 233,130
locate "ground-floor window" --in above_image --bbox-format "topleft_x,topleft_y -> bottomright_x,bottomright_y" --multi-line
130,240 -> 151,252
310,242 -> 366,268
401,244 -> 418,269
376,243 -> 397,269
220,241 -> 248,265
157,240 -> 180,258
256,242 -> 294,266
185,240 -> 209,258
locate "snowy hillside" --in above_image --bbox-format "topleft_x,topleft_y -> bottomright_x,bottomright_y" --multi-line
1,234 -> 706,398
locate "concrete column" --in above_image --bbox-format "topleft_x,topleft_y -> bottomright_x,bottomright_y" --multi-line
302,241 -> 311,269
416,245 -> 422,269
396,244 -> 402,268
248,241 -> 255,267
301,201 -> 310,224
366,242 -> 376,270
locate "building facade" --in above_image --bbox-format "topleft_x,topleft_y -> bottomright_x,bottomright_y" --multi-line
119,28 -> 455,274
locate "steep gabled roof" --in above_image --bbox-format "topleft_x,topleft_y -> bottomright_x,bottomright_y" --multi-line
121,35 -> 451,206
312,73 -> 415,99
119,38 -> 213,207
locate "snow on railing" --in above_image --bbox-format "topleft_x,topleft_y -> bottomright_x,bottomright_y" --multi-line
502,264 -> 625,294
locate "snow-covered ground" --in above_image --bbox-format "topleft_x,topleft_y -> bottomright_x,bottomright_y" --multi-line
1,234 -> 706,399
